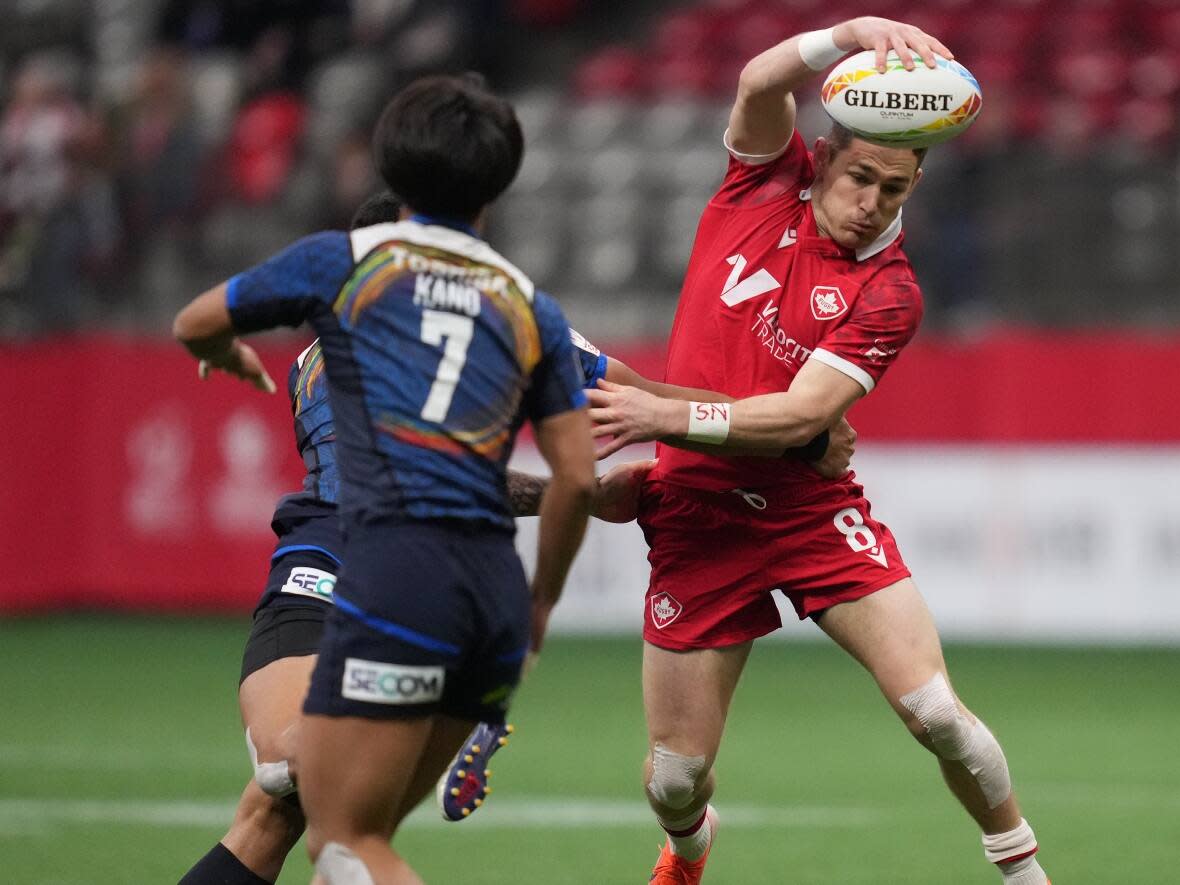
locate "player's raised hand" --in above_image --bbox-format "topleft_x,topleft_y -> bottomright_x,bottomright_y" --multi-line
198,340 -> 277,394
593,458 -> 657,523
837,16 -> 952,72
811,417 -> 857,479
587,380 -> 676,460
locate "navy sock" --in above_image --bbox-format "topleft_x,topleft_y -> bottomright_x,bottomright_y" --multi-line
178,842 -> 270,885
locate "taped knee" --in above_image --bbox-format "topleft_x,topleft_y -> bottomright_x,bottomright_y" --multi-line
315,842 -> 374,885
900,673 -> 1011,809
245,727 -> 296,798
647,743 -> 707,811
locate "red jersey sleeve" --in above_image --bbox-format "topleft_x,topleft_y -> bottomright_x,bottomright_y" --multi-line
811,272 -> 924,394
712,129 -> 813,209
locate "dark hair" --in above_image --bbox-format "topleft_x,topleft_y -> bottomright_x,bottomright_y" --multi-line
372,74 -> 523,222
827,123 -> 927,168
350,191 -> 402,229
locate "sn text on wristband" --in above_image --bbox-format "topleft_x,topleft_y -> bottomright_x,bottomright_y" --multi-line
686,402 -> 731,444
798,27 -> 845,71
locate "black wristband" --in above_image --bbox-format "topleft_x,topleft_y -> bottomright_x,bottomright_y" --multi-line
783,429 -> 829,462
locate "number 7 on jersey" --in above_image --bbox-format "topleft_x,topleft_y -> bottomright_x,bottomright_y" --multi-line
419,309 -> 474,422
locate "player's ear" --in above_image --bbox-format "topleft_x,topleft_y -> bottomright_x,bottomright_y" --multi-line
813,137 -> 831,176
907,167 -> 923,196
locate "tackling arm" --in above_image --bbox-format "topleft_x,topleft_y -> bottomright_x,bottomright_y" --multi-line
602,356 -> 842,466
605,357 -> 731,404
588,358 -> 864,458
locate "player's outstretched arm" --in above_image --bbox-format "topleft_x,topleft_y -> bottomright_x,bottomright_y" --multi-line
529,408 -> 595,653
729,17 -> 951,157
601,358 -> 843,469
588,359 -> 863,458
173,283 -> 276,393
604,358 -> 731,404
508,459 -> 657,523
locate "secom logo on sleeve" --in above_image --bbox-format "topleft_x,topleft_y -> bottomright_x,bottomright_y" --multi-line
341,658 -> 445,705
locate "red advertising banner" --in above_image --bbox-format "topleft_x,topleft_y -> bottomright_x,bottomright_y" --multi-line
3,332 -> 1180,613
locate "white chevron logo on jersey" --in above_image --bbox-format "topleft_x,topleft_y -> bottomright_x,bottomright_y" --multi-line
721,254 -> 781,307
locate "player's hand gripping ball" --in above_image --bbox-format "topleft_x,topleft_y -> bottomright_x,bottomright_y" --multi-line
821,50 -> 982,148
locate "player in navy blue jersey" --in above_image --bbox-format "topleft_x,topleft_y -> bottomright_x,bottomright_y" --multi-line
172,76 -> 704,883
177,192 -> 673,885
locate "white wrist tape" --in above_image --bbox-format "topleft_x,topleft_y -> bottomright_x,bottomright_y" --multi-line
686,402 -> 731,444
798,28 -> 845,71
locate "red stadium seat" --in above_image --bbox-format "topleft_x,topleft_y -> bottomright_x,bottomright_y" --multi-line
1054,8 -> 1125,51
1052,49 -> 1129,97
1144,6 -> 1180,49
1118,96 -> 1177,149
649,54 -> 723,100
957,9 -> 1038,56
1128,49 -> 1180,97
651,9 -> 720,60
572,46 -> 647,100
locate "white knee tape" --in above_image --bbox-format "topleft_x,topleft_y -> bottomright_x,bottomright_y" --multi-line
316,842 -> 375,885
648,743 -> 706,811
245,728 -> 296,798
900,673 -> 1012,809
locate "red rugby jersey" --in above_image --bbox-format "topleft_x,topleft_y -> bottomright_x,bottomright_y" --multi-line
655,129 -> 924,491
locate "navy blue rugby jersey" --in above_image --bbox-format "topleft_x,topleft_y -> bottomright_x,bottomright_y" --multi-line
227,219 -> 587,531
269,327 -> 607,542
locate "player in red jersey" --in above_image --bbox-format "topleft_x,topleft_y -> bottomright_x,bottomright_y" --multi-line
589,17 -> 1050,885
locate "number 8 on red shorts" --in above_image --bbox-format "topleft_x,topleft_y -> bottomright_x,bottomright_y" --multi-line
637,477 -> 911,650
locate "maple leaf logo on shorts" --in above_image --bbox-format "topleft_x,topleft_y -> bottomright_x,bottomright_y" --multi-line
650,592 -> 683,629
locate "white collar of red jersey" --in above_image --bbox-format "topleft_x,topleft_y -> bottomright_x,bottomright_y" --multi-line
799,187 -> 903,262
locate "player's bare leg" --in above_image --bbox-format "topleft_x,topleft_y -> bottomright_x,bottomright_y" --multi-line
300,712 -> 470,884
816,578 -> 1049,884
642,640 -> 752,882
180,654 -> 316,884
394,715 -> 486,821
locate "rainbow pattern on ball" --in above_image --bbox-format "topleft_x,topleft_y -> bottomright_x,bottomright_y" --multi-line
863,92 -> 983,145
820,53 -> 983,148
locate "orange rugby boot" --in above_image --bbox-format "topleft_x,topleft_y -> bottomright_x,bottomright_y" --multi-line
648,806 -> 718,884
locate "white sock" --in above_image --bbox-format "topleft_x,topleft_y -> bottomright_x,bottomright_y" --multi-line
983,818 -> 1048,885
658,805 -> 713,861
998,854 -> 1048,884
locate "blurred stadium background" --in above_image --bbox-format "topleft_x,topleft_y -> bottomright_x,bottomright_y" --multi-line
2,0 -> 1179,882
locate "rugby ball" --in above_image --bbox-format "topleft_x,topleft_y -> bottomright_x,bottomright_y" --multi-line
820,50 -> 982,148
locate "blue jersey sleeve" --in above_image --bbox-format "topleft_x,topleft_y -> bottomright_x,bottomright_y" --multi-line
226,231 -> 353,334
525,292 -> 587,421
568,327 -> 608,388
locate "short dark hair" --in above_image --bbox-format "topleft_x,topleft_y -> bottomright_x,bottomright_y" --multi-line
350,191 -> 402,229
827,123 -> 927,168
372,74 -> 523,222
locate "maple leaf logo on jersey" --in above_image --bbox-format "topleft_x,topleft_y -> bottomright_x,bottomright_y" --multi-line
650,592 -> 683,629
810,286 -> 848,321
863,338 -> 897,363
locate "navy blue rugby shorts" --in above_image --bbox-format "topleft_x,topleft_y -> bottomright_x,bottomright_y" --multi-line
239,549 -> 339,683
303,518 -> 530,724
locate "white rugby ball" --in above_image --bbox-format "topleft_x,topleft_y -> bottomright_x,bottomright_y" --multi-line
820,50 -> 982,148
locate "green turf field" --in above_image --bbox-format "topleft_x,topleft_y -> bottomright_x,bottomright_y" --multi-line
1,618 -> 1178,883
